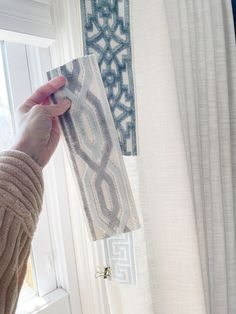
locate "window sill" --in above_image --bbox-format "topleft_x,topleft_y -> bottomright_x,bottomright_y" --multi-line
16,288 -> 71,314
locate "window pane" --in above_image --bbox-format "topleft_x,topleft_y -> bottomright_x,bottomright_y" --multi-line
0,43 -> 37,297
0,43 -> 14,150
23,256 -> 37,291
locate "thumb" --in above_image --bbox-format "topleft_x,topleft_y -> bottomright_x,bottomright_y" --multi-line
46,99 -> 71,117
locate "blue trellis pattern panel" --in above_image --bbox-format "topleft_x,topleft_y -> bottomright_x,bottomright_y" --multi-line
47,55 -> 139,241
80,0 -> 137,156
105,232 -> 136,284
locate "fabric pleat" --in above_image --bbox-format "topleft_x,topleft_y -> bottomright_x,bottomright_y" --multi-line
107,0 -> 207,313
105,157 -> 155,314
164,0 -> 236,313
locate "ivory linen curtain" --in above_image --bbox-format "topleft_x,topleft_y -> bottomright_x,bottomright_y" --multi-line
165,0 -> 236,313
106,0 -> 236,313
107,0 -> 206,313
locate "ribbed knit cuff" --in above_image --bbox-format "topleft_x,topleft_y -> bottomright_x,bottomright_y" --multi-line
0,150 -> 44,237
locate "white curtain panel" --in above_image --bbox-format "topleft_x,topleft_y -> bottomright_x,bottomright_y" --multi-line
106,0 -> 236,313
164,0 -> 236,313
106,0 -> 206,313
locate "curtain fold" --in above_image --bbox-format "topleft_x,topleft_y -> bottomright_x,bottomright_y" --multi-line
106,0 -> 207,313
105,157 -> 155,314
164,0 -> 236,313
130,1 -> 206,313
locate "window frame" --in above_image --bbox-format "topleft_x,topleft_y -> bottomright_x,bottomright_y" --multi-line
1,41 -> 82,314
3,41 -> 58,297
0,0 -> 114,310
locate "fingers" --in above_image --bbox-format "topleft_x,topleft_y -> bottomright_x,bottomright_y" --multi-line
51,117 -> 60,135
44,99 -> 71,117
29,76 -> 66,104
20,76 -> 66,111
46,117 -> 61,160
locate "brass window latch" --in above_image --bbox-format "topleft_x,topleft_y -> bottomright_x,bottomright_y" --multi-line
95,266 -> 111,279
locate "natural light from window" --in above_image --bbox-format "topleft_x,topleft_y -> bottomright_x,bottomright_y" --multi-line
0,44 -> 14,150
0,43 -> 37,300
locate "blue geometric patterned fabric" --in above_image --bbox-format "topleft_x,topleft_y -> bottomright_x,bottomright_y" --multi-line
232,0 -> 236,36
80,0 -> 137,155
105,232 -> 136,284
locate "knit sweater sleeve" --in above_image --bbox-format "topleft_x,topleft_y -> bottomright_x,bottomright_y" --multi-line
0,150 -> 43,314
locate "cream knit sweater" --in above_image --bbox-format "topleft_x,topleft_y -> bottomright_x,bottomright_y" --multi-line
0,150 -> 43,314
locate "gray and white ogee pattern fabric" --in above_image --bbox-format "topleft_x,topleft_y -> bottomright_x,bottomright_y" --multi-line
47,55 -> 139,241
164,0 -> 236,313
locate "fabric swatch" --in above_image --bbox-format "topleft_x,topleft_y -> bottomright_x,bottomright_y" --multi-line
47,55 -> 139,241
232,0 -> 236,35
105,232 -> 136,284
80,0 -> 137,156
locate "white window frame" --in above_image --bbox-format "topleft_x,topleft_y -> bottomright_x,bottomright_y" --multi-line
1,41 -> 82,314
3,41 -> 58,297
0,0 -> 55,47
0,1 -> 112,313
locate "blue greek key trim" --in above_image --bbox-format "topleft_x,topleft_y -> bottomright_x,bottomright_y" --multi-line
105,232 -> 136,284
80,0 -> 137,155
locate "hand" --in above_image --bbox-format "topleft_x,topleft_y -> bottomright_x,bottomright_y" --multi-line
12,76 -> 70,167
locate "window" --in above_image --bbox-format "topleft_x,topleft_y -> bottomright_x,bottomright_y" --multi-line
0,42 -> 14,150
0,41 -> 81,314
0,1 -> 109,313
0,40 -> 37,303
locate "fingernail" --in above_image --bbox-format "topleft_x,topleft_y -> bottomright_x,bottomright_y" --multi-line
54,76 -> 66,83
63,99 -> 71,107
58,98 -> 71,107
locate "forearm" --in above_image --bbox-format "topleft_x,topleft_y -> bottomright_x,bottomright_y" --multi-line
0,150 -> 43,314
